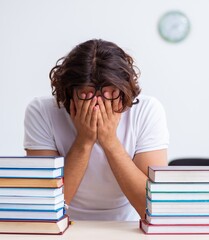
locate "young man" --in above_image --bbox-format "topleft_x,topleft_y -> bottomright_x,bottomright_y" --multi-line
24,39 -> 169,220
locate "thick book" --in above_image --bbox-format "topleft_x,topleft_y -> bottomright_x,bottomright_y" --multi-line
140,219 -> 209,234
0,167 -> 63,178
0,156 -> 64,169
0,214 -> 69,235
0,193 -> 64,204
147,190 -> 209,201
147,180 -> 209,192
146,211 -> 209,225
147,197 -> 209,215
0,201 -> 64,211
0,177 -> 63,188
148,166 -> 209,183
0,208 -> 64,220
0,186 -> 63,197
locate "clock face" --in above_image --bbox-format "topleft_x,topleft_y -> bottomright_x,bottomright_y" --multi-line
158,11 -> 190,43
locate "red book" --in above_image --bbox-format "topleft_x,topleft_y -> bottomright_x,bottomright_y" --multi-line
140,219 -> 209,234
0,214 -> 70,235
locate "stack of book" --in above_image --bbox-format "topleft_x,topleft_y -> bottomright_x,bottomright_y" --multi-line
0,156 -> 69,235
140,165 -> 209,234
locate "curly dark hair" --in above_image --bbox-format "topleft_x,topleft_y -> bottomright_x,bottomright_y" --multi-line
50,39 -> 141,113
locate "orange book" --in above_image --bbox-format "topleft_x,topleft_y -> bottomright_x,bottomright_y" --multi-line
0,177 -> 63,188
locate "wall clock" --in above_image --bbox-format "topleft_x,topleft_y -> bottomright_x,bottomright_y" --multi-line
158,11 -> 190,43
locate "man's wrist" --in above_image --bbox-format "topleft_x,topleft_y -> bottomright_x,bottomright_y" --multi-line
100,137 -> 121,152
74,137 -> 95,151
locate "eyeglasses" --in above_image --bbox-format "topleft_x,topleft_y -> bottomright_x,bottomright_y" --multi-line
73,85 -> 121,100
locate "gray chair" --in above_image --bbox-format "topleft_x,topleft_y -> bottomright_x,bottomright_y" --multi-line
169,158 -> 209,166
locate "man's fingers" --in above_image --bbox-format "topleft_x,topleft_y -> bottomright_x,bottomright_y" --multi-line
90,105 -> 99,129
86,96 -> 97,124
112,90 -> 121,112
98,96 -> 108,121
75,93 -> 85,117
70,100 -> 76,119
79,93 -> 93,121
97,107 -> 103,127
103,92 -> 113,116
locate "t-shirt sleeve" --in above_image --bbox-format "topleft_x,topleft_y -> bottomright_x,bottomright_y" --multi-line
135,97 -> 169,154
23,98 -> 57,151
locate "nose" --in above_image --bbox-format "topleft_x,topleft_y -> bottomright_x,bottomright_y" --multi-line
95,90 -> 102,97
94,86 -> 102,97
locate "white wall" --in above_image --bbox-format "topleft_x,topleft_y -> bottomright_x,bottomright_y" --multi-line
0,0 -> 209,161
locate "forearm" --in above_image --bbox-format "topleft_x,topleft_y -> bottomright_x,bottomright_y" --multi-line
102,139 -> 147,219
64,138 -> 93,205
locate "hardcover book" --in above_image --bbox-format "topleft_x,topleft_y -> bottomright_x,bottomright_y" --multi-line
0,177 -> 63,188
0,214 -> 69,235
146,211 -> 209,225
148,166 -> 209,183
147,190 -> 209,201
0,156 -> 64,169
0,208 -> 64,220
147,180 -> 209,192
147,197 -> 209,215
140,219 -> 209,234
0,167 -> 63,178
0,193 -> 64,204
0,186 -> 63,197
0,201 -> 64,211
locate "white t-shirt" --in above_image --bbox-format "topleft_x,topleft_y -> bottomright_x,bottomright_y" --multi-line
24,95 -> 169,221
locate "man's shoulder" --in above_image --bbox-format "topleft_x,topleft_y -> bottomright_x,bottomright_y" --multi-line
27,96 -> 58,110
131,94 -> 163,112
25,96 -> 64,117
123,94 -> 166,124
138,94 -> 161,105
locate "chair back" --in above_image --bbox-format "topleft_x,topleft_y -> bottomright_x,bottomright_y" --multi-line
169,158 -> 209,166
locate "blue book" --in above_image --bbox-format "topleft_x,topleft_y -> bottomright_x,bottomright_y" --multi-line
0,201 -> 64,211
147,189 -> 209,201
0,208 -> 64,220
0,193 -> 64,204
0,167 -> 63,178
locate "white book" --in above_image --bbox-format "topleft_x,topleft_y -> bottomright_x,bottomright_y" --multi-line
0,167 -> 63,178
147,198 -> 209,215
0,201 -> 64,211
0,193 -> 64,204
147,191 -> 209,201
0,208 -> 64,220
0,156 -> 64,169
148,166 -> 209,183
146,213 -> 209,225
147,180 -> 209,192
0,187 -> 63,197
0,215 -> 69,235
